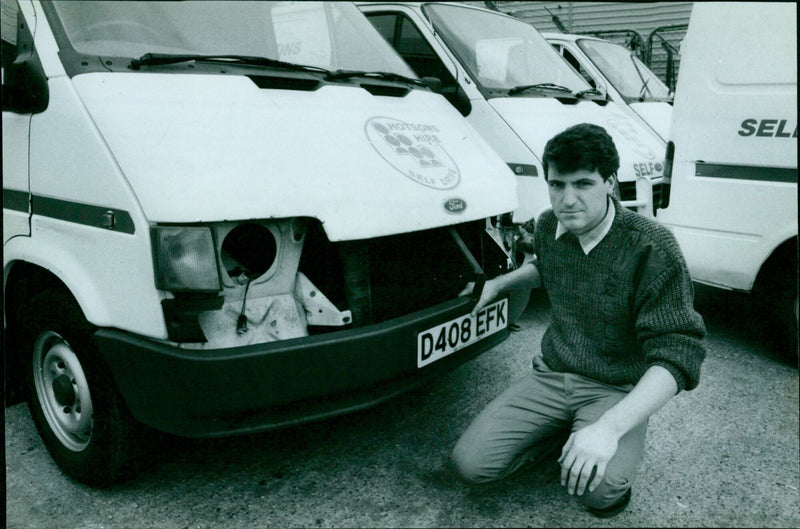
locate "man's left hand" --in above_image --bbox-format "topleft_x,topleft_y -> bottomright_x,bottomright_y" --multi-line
558,421 -> 619,496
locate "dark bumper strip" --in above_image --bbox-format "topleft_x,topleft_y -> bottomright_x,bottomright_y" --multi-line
695,162 -> 797,183
95,295 -> 508,437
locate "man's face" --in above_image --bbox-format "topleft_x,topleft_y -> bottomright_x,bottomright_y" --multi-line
547,167 -> 615,236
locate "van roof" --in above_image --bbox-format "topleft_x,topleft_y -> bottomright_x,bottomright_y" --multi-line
541,32 -> 607,43
356,2 -> 518,19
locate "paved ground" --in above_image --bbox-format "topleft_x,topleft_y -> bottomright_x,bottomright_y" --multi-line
5,286 -> 800,528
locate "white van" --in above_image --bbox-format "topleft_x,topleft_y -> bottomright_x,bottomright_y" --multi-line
2,0 -> 519,485
545,32 -> 673,142
656,2 -> 797,350
358,1 -> 665,228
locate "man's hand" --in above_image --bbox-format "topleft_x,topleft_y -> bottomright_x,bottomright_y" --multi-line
558,421 -> 620,496
459,262 -> 540,316
556,366 -> 679,497
459,278 -> 500,316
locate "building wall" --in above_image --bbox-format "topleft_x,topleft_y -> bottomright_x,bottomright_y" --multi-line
464,1 -> 694,87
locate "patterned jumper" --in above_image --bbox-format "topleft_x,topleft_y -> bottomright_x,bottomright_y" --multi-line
533,200 -> 707,391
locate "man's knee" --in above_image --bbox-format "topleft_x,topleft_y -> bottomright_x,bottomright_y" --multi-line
450,442 -> 491,483
581,473 -> 631,510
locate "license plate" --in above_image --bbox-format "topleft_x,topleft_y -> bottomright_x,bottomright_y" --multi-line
417,299 -> 507,368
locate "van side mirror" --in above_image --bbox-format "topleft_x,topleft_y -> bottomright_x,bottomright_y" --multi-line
441,83 -> 471,117
420,76 -> 442,94
1,10 -> 48,114
658,141 -> 675,209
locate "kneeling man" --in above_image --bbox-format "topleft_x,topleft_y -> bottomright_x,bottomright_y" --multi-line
452,123 -> 707,518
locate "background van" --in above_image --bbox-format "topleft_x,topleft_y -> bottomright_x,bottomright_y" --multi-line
545,32 -> 673,142
656,2 -> 797,352
359,1 -> 665,235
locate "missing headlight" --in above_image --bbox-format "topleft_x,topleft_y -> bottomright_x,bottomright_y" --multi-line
220,222 -> 278,285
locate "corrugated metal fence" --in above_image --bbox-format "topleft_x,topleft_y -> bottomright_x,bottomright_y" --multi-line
463,1 -> 694,88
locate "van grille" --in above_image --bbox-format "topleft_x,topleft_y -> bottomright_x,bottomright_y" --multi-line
298,221 -> 507,328
619,181 -> 662,213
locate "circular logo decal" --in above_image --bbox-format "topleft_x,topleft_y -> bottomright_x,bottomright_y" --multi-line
443,197 -> 467,214
365,117 -> 461,189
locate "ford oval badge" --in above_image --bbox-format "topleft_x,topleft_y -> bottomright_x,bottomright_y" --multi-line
444,198 -> 467,214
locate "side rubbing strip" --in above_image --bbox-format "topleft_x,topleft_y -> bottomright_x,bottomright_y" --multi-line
3,189 -> 30,212
31,195 -> 136,234
507,163 -> 539,177
695,162 -> 797,183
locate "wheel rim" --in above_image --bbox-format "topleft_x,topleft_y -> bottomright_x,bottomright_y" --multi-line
32,331 -> 94,452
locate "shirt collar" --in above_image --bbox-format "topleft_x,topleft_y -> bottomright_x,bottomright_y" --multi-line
555,197 -> 615,255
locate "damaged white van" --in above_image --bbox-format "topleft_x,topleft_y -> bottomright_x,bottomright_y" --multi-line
2,0 -> 518,485
358,2 -> 665,223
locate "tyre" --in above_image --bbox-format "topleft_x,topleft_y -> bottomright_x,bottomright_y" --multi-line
769,273 -> 799,359
22,289 -> 137,486
754,248 -> 799,359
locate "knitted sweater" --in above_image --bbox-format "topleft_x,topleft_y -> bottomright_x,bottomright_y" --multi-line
533,200 -> 707,391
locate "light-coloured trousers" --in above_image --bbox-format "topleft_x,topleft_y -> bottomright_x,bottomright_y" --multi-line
451,354 -> 647,510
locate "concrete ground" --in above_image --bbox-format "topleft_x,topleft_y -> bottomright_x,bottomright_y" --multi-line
5,286 -> 800,528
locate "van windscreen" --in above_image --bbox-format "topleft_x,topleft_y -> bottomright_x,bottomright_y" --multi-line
49,1 -> 415,77
577,38 -> 671,102
424,4 -> 590,96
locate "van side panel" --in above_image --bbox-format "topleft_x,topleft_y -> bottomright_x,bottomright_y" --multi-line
669,3 -> 796,167
2,0 -> 38,244
20,62 -> 165,337
465,100 -> 549,223
657,2 -> 797,291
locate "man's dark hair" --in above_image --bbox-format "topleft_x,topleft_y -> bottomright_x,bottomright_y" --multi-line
542,123 -> 620,181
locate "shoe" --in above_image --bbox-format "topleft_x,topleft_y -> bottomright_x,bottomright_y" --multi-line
587,488 -> 632,518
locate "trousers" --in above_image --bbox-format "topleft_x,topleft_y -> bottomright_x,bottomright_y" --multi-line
451,354 -> 647,509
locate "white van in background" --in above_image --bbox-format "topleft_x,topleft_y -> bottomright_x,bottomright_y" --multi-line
545,32 -> 673,142
2,0 -> 518,485
656,2 -> 797,351
359,1 -> 664,231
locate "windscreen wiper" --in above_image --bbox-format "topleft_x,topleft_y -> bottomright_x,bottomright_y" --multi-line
637,78 -> 652,101
628,54 -> 653,101
507,83 -> 574,96
326,69 -> 426,88
129,53 -> 331,75
574,87 -> 606,99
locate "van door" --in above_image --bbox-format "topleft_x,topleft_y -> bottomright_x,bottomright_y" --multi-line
366,8 -> 471,116
551,42 -> 601,90
2,0 -> 33,243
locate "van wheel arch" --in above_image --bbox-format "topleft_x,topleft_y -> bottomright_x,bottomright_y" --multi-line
752,236 -> 799,357
5,262 -> 70,404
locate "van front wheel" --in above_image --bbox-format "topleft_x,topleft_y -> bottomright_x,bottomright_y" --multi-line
23,290 -> 136,486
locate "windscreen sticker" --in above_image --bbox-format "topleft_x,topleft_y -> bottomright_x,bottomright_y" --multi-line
365,117 -> 460,189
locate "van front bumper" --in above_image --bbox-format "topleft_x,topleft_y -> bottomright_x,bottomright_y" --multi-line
94,296 -> 508,437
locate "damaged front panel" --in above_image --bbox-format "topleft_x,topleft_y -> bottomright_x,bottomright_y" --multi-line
163,217 -> 508,349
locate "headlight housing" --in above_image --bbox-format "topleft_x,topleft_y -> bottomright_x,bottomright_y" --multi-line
152,226 -> 221,292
